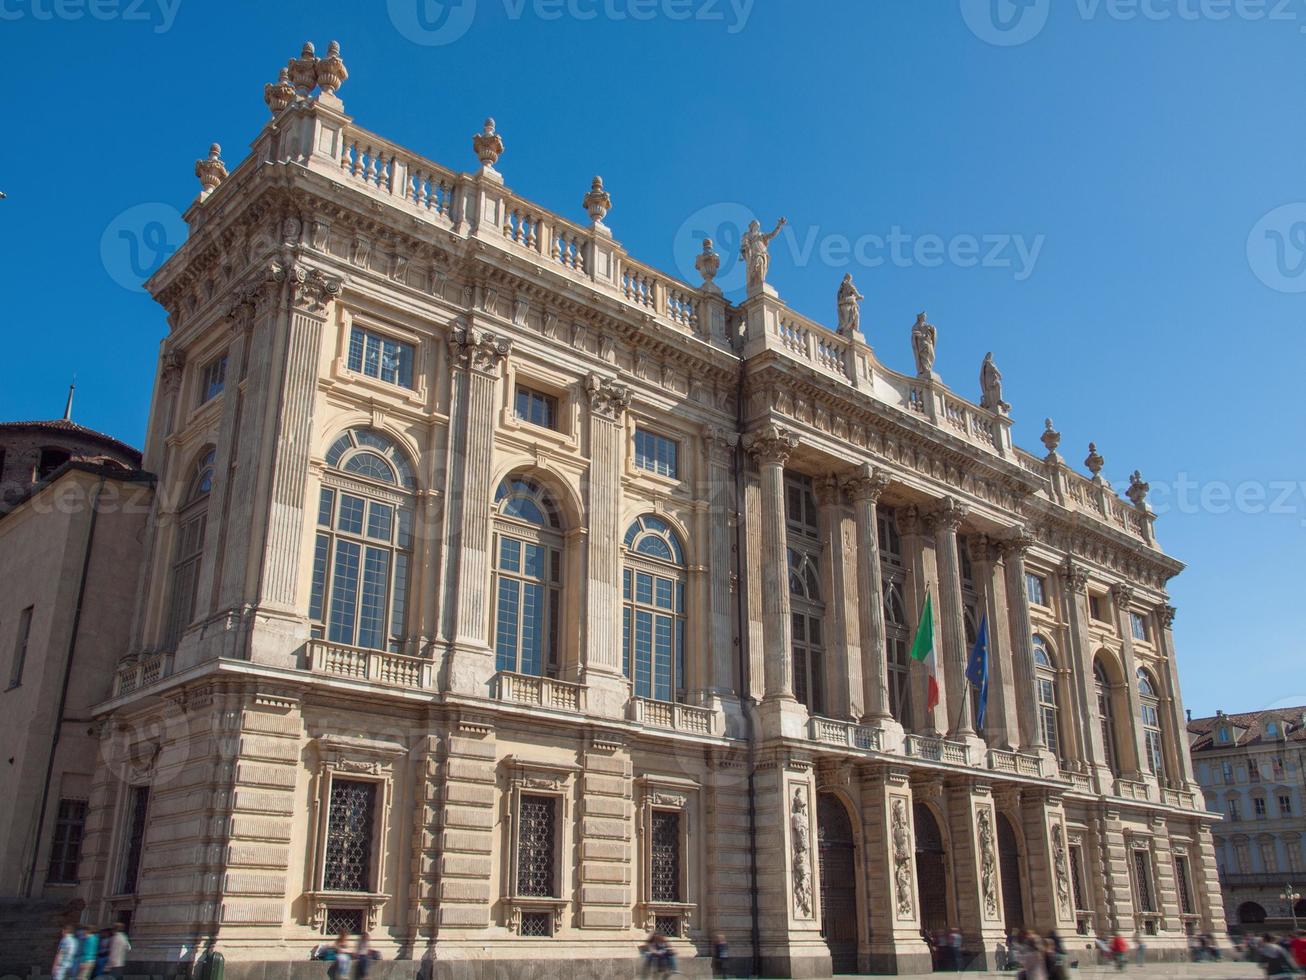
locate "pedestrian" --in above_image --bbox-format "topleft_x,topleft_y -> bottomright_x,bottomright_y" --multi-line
105,923 -> 130,980
52,925 -> 78,980
710,933 -> 729,978
1258,933 -> 1297,979
327,930 -> 352,980
75,927 -> 98,980
1047,930 -> 1067,980
1110,932 -> 1128,972
1022,934 -> 1049,980
354,933 -> 380,980
949,926 -> 963,972
1134,932 -> 1146,966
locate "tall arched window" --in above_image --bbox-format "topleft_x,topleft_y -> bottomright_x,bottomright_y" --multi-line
491,476 -> 562,677
1138,666 -> 1166,782
879,508 -> 911,726
1094,658 -> 1120,774
310,429 -> 415,652
786,474 -> 825,716
1033,634 -> 1061,760
164,447 -> 215,649
622,515 -> 686,702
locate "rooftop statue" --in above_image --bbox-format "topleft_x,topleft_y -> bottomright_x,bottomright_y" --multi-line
740,216 -> 786,295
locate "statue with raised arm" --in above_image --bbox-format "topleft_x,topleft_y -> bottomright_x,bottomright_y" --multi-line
836,273 -> 863,337
740,216 -> 786,294
980,351 -> 1010,414
911,312 -> 937,378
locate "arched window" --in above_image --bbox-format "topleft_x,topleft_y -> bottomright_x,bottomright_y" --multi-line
1033,634 -> 1061,760
1095,658 -> 1120,775
786,474 -> 825,716
164,447 -> 215,649
879,507 -> 911,727
491,476 -> 562,677
622,516 -> 686,702
310,429 -> 415,652
1138,666 -> 1166,782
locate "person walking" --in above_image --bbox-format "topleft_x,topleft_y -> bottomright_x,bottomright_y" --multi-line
710,933 -> 728,978
354,933 -> 380,980
948,926 -> 963,972
327,931 -> 352,980
1022,934 -> 1049,980
1257,934 -> 1297,979
1290,931 -> 1306,969
1134,932 -> 1146,966
105,923 -> 130,980
75,927 -> 99,980
51,925 -> 78,980
1110,933 -> 1128,972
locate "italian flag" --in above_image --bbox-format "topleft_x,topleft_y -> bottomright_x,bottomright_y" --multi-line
910,592 -> 940,712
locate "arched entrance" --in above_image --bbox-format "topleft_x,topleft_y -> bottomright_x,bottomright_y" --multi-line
1238,901 -> 1267,926
914,802 -> 949,935
997,813 -> 1025,931
818,793 -> 859,974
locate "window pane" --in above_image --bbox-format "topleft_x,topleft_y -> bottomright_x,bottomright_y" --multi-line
654,577 -> 673,611
654,614 -> 673,702
499,537 -> 521,573
389,553 -> 409,647
338,495 -> 365,534
495,579 -> 521,672
634,610 -> 654,698
520,582 -> 544,677
635,572 -> 654,605
328,541 -> 361,644
323,779 -> 376,892
318,487 -> 335,526
310,533 -> 331,622
348,327 -> 366,373
366,501 -> 394,541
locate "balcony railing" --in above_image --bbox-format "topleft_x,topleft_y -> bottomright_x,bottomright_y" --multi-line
903,734 -> 971,766
1162,787 -> 1197,809
306,640 -> 434,690
808,716 -> 883,751
629,696 -> 716,736
492,671 -> 586,713
1114,777 -> 1154,802
113,651 -> 173,697
986,748 -> 1046,778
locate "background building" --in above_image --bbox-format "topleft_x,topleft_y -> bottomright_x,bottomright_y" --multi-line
2,40 -> 1223,979
1190,707 -> 1306,936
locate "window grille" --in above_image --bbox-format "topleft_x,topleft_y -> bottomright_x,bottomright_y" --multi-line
520,911 -> 552,937
517,795 -> 557,898
324,909 -> 364,936
323,780 -> 376,892
651,811 -> 681,904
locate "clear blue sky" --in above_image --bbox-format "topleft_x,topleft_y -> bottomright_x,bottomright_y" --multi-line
2,0 -> 1303,717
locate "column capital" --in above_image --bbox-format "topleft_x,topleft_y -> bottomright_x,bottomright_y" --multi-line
997,525 -> 1036,560
269,254 -> 344,314
813,474 -> 844,508
1109,581 -> 1136,608
928,497 -> 969,532
1157,603 -> 1177,628
701,424 -> 739,457
841,463 -> 891,503
1059,559 -> 1090,596
584,371 -> 631,421
742,423 -> 799,466
449,324 -> 512,377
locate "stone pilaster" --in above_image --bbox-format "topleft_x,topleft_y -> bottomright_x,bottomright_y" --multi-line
408,732 -> 442,946
858,768 -> 931,974
1111,582 -> 1150,781
843,466 -> 892,726
943,780 -> 1008,967
583,373 -> 631,718
1193,823 -> 1229,935
703,750 -> 754,961
931,499 -> 973,737
702,427 -> 741,731
578,733 -> 632,930
441,326 -> 511,696
437,716 -> 497,931
898,507 -> 942,733
1000,529 -> 1045,753
969,535 -> 1017,750
1060,560 -> 1111,785
1097,807 -> 1135,933
1017,790 -> 1078,935
1155,604 -> 1198,787
814,476 -> 856,721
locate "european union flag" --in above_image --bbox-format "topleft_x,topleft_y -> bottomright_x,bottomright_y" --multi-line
965,612 -> 989,731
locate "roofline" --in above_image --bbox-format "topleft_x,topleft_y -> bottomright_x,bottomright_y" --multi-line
0,461 -> 156,523
0,420 -> 142,463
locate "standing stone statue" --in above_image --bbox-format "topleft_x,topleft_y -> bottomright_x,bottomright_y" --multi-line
836,273 -> 863,337
980,351 -> 1010,414
911,312 -> 937,378
739,216 -> 786,294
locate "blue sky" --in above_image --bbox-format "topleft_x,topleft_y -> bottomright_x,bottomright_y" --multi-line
2,0 -> 1303,717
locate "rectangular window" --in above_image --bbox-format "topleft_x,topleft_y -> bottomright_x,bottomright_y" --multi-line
1130,612 -> 1149,642
1132,849 -> 1156,914
1236,843 -> 1251,873
514,386 -> 558,430
517,795 -> 557,897
1025,573 -> 1047,606
1261,841 -> 1278,873
650,810 -> 682,904
347,327 -> 415,389
199,353 -> 227,403
1222,761 -> 1234,784
164,513 -> 206,650
1228,799 -> 1241,822
9,605 -> 33,688
1174,856 -> 1195,915
1089,594 -> 1107,621
1280,794 -> 1293,817
47,799 -> 87,885
634,429 -> 680,479
1255,797 -> 1268,819
118,786 -> 150,894
1069,844 -> 1087,912
322,779 -> 377,892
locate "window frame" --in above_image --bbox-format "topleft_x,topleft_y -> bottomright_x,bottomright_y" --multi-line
514,384 -> 561,431
622,516 -> 688,703
346,324 -> 416,390
636,776 -> 697,936
8,605 -> 33,690
46,798 -> 88,885
503,758 -> 577,936
198,351 -> 228,404
1033,634 -> 1061,760
1025,572 -> 1048,607
492,477 -> 564,678
632,427 -> 681,480
785,473 -> 825,716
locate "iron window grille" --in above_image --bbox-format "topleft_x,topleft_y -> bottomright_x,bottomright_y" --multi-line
323,779 -> 377,892
324,908 -> 364,936
519,911 -> 552,937
1132,849 -> 1156,914
650,810 -> 682,904
517,795 -> 557,898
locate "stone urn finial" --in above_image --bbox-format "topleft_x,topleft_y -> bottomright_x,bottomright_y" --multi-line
1085,442 -> 1105,480
1126,470 -> 1150,508
290,41 -> 318,97
696,238 -> 721,285
1041,417 -> 1061,458
264,67 -> 296,116
473,117 -> 504,171
315,40 -> 348,98
195,143 -> 228,200
582,176 -> 612,226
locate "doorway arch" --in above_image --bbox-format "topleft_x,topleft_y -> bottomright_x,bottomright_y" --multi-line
1238,901 -> 1267,925
997,813 -> 1025,931
818,793 -> 860,974
914,802 -> 949,936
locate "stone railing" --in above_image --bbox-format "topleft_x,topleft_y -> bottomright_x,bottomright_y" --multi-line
307,640 -> 434,690
1162,787 -> 1197,809
629,697 -> 716,736
114,651 -> 173,697
338,126 -> 461,223
1059,768 -> 1095,794
808,716 -> 884,751
986,748 -> 1045,778
1114,777 -> 1154,802
1016,446 -> 1152,544
903,734 -> 971,766
492,671 -> 586,713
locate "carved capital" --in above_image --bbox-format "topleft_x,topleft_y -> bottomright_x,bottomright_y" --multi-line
584,372 -> 631,421
269,256 -> 344,314
812,475 -> 843,508
929,497 -> 969,533
742,423 -> 799,467
161,348 -> 187,392
1109,582 -> 1136,609
998,525 -> 1036,561
842,463 -> 891,504
701,424 -> 739,457
1060,559 -> 1090,596
449,325 -> 512,377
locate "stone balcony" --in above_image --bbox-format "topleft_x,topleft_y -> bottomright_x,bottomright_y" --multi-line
113,650 -> 173,697
492,670 -> 586,713
628,696 -> 716,736
306,639 -> 435,690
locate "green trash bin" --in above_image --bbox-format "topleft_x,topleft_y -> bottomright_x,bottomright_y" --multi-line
196,950 -> 224,980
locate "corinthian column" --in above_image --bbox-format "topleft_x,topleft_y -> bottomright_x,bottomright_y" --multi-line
843,464 -> 892,724
1000,528 -> 1045,753
931,498 -> 973,736
1155,604 -> 1197,787
742,423 -> 799,704
702,426 -> 739,702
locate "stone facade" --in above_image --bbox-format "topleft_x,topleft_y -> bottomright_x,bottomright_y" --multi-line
1190,707 -> 1306,935
62,40 -> 1222,978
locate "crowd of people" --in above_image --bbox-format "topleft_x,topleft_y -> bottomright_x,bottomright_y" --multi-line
50,924 -> 130,980
310,931 -> 382,979
1241,932 -> 1306,977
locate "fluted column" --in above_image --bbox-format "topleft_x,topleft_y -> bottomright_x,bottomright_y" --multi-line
843,464 -> 892,724
969,535 -> 1017,749
742,423 -> 799,703
1156,603 -> 1197,786
1111,582 -> 1150,779
931,498 -> 973,736
814,476 -> 855,719
703,426 -> 739,700
1060,560 -> 1110,783
1000,529 -> 1045,752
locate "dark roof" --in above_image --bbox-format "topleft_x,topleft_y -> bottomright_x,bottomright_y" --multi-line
1187,706 -> 1306,752
0,419 -> 142,464
0,460 -> 154,522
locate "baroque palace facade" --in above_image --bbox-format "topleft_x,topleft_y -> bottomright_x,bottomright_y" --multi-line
78,41 -> 1222,978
